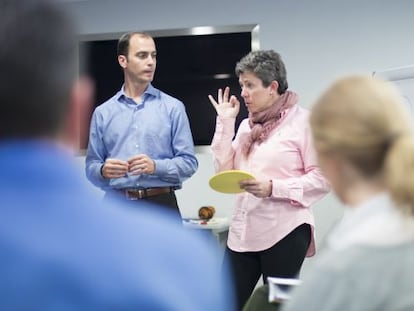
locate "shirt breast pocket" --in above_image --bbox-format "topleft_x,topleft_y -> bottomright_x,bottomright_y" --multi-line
143,128 -> 171,157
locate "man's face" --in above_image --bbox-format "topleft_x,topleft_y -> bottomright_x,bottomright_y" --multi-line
120,35 -> 157,84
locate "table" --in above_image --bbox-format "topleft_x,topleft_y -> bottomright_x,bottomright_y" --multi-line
182,217 -> 230,247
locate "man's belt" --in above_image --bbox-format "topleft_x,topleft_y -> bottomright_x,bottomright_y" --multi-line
117,187 -> 173,200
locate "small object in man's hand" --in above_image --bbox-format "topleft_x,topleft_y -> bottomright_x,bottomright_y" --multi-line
198,206 -> 215,220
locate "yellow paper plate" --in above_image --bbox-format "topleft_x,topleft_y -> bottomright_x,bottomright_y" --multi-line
209,170 -> 255,194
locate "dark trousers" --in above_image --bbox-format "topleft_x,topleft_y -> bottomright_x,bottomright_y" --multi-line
225,223 -> 311,310
104,191 -> 182,222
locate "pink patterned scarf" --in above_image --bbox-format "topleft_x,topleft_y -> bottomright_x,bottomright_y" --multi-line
242,90 -> 299,157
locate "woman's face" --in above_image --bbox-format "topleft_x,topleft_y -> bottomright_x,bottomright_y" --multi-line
238,71 -> 275,113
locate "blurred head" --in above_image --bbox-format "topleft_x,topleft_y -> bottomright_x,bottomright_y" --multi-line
311,75 -> 414,213
0,0 -> 89,143
235,50 -> 288,113
117,32 -> 157,85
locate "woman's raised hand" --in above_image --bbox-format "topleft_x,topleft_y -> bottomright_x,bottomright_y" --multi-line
208,86 -> 240,118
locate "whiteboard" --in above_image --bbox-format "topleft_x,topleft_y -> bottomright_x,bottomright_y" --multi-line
373,65 -> 414,118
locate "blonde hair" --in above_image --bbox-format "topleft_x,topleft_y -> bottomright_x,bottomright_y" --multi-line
310,75 -> 414,214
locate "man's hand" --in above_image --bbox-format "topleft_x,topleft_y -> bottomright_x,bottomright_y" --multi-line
127,154 -> 156,175
101,158 -> 129,179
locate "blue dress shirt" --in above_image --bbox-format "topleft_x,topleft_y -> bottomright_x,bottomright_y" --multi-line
0,140 -> 234,310
85,84 -> 198,190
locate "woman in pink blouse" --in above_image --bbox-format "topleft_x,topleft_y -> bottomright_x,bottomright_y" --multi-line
208,50 -> 330,310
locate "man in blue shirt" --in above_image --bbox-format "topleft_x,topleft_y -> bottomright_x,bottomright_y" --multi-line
85,32 -> 198,219
0,0 -> 234,309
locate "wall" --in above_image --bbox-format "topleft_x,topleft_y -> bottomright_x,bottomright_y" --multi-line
67,0 -> 414,253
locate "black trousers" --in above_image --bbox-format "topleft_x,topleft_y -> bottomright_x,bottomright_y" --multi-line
104,191 -> 182,222
225,223 -> 311,310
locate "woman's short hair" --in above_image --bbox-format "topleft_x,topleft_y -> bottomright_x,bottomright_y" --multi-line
235,50 -> 288,94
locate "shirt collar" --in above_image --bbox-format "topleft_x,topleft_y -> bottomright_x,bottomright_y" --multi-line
327,193 -> 414,250
116,84 -> 160,102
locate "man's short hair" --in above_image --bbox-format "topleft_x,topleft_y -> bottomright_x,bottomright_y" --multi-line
117,32 -> 153,57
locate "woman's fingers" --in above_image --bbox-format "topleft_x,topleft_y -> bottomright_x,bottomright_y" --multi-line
223,86 -> 230,102
218,88 -> 223,104
229,95 -> 239,107
208,94 -> 217,106
208,87 -> 235,114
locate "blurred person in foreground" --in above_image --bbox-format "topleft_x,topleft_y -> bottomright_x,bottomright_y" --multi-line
282,75 -> 414,310
0,0 -> 234,310
208,50 -> 330,310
